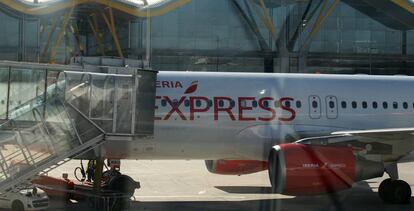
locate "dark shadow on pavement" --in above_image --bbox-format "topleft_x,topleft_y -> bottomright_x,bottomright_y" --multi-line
215,186 -> 272,194
49,182 -> 414,211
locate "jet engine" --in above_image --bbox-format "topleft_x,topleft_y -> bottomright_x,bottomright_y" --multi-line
268,143 -> 385,195
205,160 -> 268,175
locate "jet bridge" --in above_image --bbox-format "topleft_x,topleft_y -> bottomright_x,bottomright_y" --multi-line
0,61 -> 157,192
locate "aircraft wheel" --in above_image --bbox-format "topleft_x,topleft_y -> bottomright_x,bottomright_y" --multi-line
378,178 -> 393,202
392,180 -> 411,204
379,179 -> 411,204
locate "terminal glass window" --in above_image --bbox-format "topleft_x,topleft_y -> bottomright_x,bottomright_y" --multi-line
0,68 -> 8,119
8,68 -> 45,119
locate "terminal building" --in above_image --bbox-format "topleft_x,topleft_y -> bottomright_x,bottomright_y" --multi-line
0,0 -> 413,74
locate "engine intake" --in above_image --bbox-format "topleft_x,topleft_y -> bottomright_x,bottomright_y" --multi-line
268,143 -> 384,195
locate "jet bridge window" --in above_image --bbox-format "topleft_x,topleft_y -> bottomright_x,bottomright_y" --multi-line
372,102 -> 378,109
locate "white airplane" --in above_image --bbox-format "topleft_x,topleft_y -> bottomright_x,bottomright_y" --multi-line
95,71 -> 414,204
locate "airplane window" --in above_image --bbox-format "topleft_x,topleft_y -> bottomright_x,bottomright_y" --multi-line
173,99 -> 179,106
383,102 -> 388,109
196,100 -> 202,107
372,102 -> 378,109
352,101 -> 357,109
296,101 -> 302,108
241,100 -> 247,107
184,99 -> 190,107
285,101 -> 291,108
312,101 -> 318,108
252,100 -> 258,108
329,101 -> 335,109
208,100 -> 213,107
161,99 -> 167,107
263,101 -> 269,108
230,100 -> 235,108
362,101 -> 367,109
341,101 -> 347,108
403,102 -> 408,109
275,101 -> 280,108
393,102 -> 398,109
219,100 -> 224,107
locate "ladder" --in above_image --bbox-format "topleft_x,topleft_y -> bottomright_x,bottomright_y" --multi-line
0,96 -> 105,192
0,61 -> 157,193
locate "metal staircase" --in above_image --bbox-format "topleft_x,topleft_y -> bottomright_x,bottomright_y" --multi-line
0,97 -> 105,192
0,61 -> 157,192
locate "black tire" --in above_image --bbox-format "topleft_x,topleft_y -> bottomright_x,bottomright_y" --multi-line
393,180 -> 411,204
107,175 -> 137,197
379,178 -> 394,203
11,200 -> 24,211
379,179 -> 412,204
102,170 -> 121,184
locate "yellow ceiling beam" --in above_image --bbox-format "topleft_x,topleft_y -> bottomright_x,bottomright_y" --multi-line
391,0 -> 414,15
1,0 -> 192,17
50,7 -> 74,63
101,8 -> 124,58
250,0 -> 278,41
88,13 -> 106,56
308,0 -> 339,40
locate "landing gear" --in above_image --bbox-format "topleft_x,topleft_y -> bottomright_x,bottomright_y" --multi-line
379,179 -> 411,204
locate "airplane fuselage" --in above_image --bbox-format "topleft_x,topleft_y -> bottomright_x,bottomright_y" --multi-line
103,72 -> 414,161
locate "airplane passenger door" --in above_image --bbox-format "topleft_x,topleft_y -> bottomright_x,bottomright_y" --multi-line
325,96 -> 338,119
308,95 -> 321,119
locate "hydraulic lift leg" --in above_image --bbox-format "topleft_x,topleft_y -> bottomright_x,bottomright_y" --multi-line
93,158 -> 105,193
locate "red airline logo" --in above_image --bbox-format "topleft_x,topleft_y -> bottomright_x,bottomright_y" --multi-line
184,81 -> 198,94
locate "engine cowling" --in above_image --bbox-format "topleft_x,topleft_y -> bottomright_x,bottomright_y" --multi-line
268,143 -> 384,195
205,160 -> 268,175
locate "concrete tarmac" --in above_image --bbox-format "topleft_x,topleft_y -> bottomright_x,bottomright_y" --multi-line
47,160 -> 414,211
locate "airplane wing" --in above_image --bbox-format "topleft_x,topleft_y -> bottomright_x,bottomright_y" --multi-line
331,127 -> 414,140
297,127 -> 414,162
